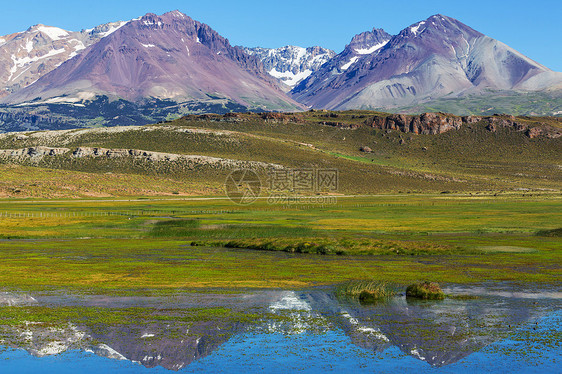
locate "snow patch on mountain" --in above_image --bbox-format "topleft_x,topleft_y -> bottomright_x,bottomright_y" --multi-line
269,68 -> 312,88
35,341 -> 68,356
36,25 -> 69,40
96,21 -> 127,38
341,56 -> 359,70
7,48 -> 66,82
25,39 -> 34,53
355,40 -> 388,55
94,344 -> 128,361
245,45 -> 335,88
410,21 -> 426,35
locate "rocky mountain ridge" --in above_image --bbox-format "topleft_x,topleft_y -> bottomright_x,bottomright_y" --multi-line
0,12 -> 561,132
0,11 -> 302,112
291,14 -> 562,111
243,45 -> 335,89
0,21 -> 127,98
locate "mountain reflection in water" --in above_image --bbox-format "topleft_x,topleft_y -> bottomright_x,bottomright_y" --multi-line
0,284 -> 559,372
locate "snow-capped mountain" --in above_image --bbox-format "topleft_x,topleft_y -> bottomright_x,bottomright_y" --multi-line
243,46 -> 335,89
335,28 -> 393,71
0,21 -> 127,98
1,11 -> 302,113
291,15 -> 562,110
0,11 -> 561,131
287,27 -> 391,98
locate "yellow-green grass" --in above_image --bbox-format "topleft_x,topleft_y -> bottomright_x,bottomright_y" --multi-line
0,194 -> 560,239
0,238 -> 558,292
336,280 -> 398,301
0,195 -> 559,292
0,164 -> 221,199
406,281 -> 445,300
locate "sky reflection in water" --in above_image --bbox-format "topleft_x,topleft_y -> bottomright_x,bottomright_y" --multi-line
0,284 -> 559,373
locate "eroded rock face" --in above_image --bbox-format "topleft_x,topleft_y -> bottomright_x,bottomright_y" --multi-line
481,116 -> 561,138
0,146 -> 69,158
0,145 -> 283,170
260,112 -> 305,124
462,116 -> 482,124
365,113 -> 561,138
368,113 -> 462,134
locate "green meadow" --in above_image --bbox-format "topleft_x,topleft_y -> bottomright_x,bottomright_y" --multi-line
0,111 -> 560,294
0,194 -> 559,292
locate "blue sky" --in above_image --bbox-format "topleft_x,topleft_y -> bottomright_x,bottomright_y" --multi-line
3,0 -> 562,71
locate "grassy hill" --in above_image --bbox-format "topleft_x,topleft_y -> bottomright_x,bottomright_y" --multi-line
0,110 -> 560,198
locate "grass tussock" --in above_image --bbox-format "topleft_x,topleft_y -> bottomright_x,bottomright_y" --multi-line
336,280 -> 397,303
406,281 -> 445,300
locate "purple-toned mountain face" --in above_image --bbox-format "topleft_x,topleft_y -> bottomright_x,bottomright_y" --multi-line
1,11 -> 303,112
291,15 -> 562,110
297,28 -> 392,87
0,21 -> 127,98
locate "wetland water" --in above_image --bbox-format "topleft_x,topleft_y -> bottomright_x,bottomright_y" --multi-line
0,284 -> 559,373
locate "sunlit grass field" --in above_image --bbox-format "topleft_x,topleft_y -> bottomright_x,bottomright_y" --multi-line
0,111 -> 559,292
0,194 -> 559,292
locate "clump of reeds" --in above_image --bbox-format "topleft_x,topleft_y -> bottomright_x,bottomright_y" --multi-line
337,280 -> 397,303
406,281 -> 445,300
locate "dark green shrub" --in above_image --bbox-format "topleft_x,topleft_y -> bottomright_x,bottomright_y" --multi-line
316,244 -> 337,255
535,228 -> 562,237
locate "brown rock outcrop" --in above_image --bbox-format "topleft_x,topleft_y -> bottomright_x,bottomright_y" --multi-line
367,113 -> 462,135
360,146 -> 373,153
366,113 -> 560,139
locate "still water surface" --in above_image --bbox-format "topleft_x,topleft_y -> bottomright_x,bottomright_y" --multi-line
0,283 -> 559,373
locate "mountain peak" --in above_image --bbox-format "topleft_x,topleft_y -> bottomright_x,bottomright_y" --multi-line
25,24 -> 71,40
138,10 -> 192,24
163,10 -> 189,18
345,28 -> 391,55
1,10 -> 302,112
291,14 -> 562,111
400,14 -> 483,39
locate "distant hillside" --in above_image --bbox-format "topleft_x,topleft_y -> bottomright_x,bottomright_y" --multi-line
0,110 -> 559,198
